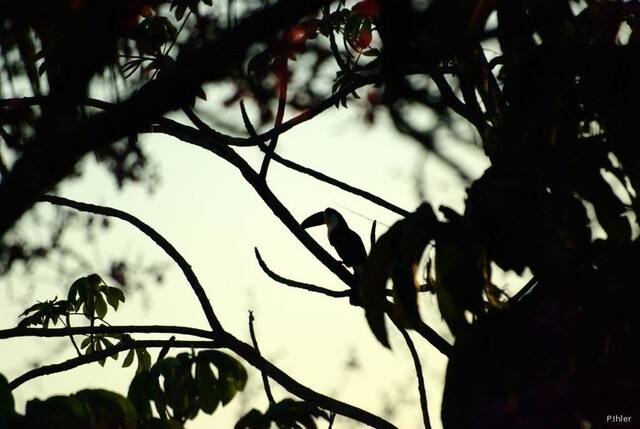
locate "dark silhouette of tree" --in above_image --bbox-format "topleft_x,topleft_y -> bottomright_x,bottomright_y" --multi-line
1,0 -> 640,428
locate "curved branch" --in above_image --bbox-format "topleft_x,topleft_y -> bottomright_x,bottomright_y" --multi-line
260,59 -> 289,178
390,318 -> 431,429
255,248 -> 350,298
38,195 -> 224,334
9,339 -> 219,391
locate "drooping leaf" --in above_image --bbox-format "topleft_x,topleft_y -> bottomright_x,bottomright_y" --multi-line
362,221 -> 400,347
0,373 -> 16,426
195,360 -> 220,414
391,203 -> 438,327
362,203 -> 437,347
199,350 -> 247,405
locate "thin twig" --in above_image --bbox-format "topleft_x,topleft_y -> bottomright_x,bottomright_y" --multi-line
370,220 -> 377,249
38,195 -> 224,334
248,311 -> 276,404
390,318 -> 431,429
269,152 -> 409,217
260,59 -> 288,178
385,302 -> 453,357
255,248 -> 350,298
239,100 -> 260,138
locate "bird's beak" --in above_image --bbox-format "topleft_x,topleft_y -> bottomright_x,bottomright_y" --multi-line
301,211 -> 326,229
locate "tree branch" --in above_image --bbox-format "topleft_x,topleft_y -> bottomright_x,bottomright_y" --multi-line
0,325 -> 215,341
260,59 -> 289,178
269,151 -> 409,217
38,195 -> 224,334
9,339 -> 219,391
255,247 -> 350,298
248,311 -> 276,404
390,318 -> 431,429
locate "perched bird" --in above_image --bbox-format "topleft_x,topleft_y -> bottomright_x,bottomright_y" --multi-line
301,208 -> 367,268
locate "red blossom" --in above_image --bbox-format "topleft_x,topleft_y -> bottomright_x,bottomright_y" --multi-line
354,30 -> 373,50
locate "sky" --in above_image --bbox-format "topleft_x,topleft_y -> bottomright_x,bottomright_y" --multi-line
1,82 -> 497,428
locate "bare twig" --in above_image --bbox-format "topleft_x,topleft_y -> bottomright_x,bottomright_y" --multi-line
270,152 -> 410,217
239,100 -> 260,139
390,318 -> 431,429
248,311 -> 276,404
255,248 -> 350,298
370,220 -> 377,249
260,59 -> 289,178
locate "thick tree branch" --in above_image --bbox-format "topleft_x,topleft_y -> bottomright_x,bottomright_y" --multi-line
38,195 -> 224,334
0,0 -> 332,237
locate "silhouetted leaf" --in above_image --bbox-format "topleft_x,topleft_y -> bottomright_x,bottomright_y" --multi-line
75,389 -> 137,429
195,360 -> 220,414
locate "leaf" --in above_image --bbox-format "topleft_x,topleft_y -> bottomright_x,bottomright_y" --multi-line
235,409 -> 270,429
95,292 -> 108,320
80,337 -> 93,350
136,349 -> 153,374
122,349 -> 136,368
362,222 -> 401,348
101,337 -> 119,360
195,87 -> 207,101
362,203 -> 438,346
0,373 -> 16,422
434,208 -> 488,336
391,203 -> 438,327
104,287 -> 125,311
199,351 -> 247,405
175,4 -> 187,21
128,371 -> 154,421
195,360 -> 220,414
